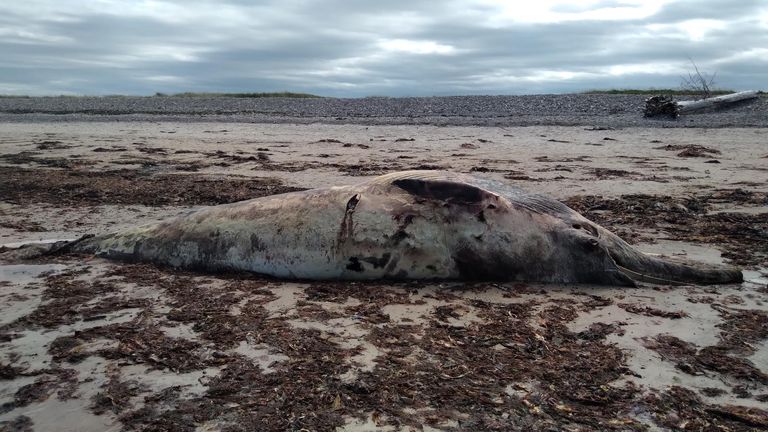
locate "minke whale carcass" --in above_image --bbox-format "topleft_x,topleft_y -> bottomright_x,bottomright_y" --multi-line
7,171 -> 743,286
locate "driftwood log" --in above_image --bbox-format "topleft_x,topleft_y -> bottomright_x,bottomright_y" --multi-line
644,90 -> 759,118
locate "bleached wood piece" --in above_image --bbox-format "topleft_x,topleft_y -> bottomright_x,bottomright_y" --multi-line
677,90 -> 759,113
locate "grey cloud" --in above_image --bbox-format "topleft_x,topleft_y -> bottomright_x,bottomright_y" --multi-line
650,0 -> 766,22
0,0 -> 765,96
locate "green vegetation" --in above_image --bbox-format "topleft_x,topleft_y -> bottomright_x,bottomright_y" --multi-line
0,94 -> 145,98
160,92 -> 322,98
583,88 -> 736,95
0,92 -> 323,98
0,94 -> 86,98
3,90 -> 762,98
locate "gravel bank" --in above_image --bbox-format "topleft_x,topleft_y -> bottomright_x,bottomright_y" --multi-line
1,94 -> 766,127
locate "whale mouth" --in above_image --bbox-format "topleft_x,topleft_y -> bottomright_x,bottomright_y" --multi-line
615,263 -> 687,286
607,248 -> 743,286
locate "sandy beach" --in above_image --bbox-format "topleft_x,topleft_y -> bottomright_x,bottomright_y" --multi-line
1,119 -> 767,431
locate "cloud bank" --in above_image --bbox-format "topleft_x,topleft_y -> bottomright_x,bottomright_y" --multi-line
0,0 -> 765,96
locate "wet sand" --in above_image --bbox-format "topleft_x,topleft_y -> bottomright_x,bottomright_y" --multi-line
1,122 -> 767,431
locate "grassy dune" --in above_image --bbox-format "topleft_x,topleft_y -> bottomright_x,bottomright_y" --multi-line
583,88 -> 736,95
0,92 -> 323,98
158,92 -> 322,98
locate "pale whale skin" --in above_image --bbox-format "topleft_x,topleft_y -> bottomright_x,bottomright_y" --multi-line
67,171 -> 742,286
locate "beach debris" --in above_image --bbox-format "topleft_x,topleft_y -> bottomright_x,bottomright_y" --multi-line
644,95 -> 680,118
644,91 -> 759,118
653,144 -> 721,158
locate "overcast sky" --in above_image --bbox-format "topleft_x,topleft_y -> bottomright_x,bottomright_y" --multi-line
1,0 -> 765,96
